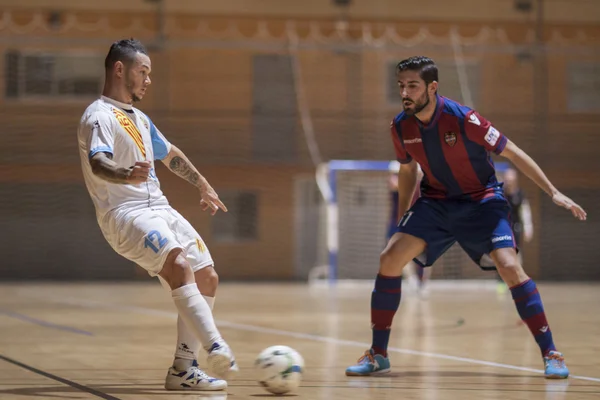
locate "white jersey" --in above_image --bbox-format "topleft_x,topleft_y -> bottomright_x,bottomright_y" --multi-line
77,95 -> 172,223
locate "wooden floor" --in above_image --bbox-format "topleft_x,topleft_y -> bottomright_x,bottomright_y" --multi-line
1,281 -> 599,400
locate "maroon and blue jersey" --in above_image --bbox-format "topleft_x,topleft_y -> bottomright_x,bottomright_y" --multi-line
391,94 -> 508,201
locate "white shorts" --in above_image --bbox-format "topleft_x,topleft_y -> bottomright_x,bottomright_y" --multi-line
101,207 -> 213,277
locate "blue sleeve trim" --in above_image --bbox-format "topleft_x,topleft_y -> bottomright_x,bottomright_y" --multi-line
88,146 -> 113,159
148,117 -> 169,160
494,135 -> 508,155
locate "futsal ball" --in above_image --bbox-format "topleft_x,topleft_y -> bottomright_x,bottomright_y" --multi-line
254,345 -> 304,395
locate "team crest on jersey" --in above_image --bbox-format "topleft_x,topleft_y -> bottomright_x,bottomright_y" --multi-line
444,131 -> 457,147
142,117 -> 149,131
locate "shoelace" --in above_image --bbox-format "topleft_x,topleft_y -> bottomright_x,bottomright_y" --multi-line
546,353 -> 566,368
357,351 -> 375,364
189,367 -> 211,382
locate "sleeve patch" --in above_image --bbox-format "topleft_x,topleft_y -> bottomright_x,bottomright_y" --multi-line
484,126 -> 500,146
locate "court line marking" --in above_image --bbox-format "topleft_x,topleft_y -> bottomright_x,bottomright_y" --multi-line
55,297 -> 600,384
0,309 -> 94,336
0,354 -> 121,400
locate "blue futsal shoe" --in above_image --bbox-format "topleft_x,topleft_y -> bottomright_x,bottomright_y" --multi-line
345,349 -> 391,376
544,351 -> 569,379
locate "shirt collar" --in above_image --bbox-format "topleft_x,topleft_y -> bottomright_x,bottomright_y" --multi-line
101,95 -> 133,111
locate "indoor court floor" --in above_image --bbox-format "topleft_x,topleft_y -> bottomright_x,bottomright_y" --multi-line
1,281 -> 599,399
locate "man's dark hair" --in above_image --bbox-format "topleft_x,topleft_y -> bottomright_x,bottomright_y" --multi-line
396,56 -> 438,85
104,38 -> 148,71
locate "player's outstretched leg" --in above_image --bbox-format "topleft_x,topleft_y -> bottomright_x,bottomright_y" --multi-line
159,267 -> 233,391
160,249 -> 237,381
345,233 -> 426,376
491,248 -> 569,379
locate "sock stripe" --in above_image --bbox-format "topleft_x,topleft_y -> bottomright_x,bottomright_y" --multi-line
376,288 -> 401,294
513,288 -> 539,304
371,310 -> 397,329
509,278 -> 532,290
524,312 -> 550,334
378,273 -> 401,280
374,274 -> 402,291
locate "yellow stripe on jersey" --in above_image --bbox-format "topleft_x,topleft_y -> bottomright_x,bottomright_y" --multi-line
112,108 -> 146,158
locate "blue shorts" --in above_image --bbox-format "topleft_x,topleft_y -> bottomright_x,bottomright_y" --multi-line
386,222 -> 397,242
396,197 -> 517,270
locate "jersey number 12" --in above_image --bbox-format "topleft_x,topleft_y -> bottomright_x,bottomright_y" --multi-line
144,230 -> 168,253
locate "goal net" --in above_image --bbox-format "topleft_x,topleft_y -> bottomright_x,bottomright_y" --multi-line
308,159 -> 510,284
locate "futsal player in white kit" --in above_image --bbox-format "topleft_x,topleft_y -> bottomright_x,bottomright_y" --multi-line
77,39 -> 237,391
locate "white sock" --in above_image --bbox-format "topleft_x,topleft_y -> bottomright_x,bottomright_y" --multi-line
203,295 -> 215,310
171,284 -> 221,355
158,277 -> 218,369
173,295 -> 216,369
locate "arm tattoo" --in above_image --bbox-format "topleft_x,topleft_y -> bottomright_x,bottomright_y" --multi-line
169,156 -> 200,187
90,153 -> 129,184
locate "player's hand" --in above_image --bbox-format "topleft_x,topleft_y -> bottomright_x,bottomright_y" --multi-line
199,184 -> 228,216
126,161 -> 151,184
552,192 -> 587,221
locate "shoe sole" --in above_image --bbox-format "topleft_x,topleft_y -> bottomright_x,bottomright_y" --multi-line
345,368 -> 391,377
164,382 -> 228,391
544,374 -> 569,379
207,353 -> 236,379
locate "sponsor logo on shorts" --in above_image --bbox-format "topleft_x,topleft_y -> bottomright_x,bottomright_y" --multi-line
492,235 -> 512,243
196,238 -> 206,253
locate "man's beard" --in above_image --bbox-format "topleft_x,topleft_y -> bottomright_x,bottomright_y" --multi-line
125,76 -> 141,102
403,92 -> 430,116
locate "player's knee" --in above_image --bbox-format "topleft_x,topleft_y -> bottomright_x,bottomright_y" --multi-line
159,248 -> 194,289
493,250 -> 522,273
379,248 -> 405,275
379,233 -> 426,276
195,267 -> 219,295
496,259 -> 520,272
380,248 -> 393,267
494,251 -> 529,287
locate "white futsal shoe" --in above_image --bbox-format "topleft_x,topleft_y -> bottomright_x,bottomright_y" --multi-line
165,360 -> 227,391
207,341 -> 239,379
